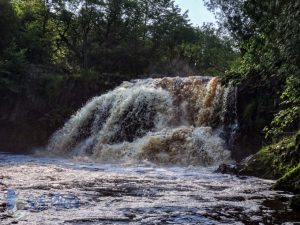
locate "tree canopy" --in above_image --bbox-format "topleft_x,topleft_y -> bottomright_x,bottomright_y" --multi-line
0,0 -> 237,82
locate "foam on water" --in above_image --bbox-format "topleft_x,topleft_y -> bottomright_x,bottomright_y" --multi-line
47,76 -> 235,166
0,153 -> 296,225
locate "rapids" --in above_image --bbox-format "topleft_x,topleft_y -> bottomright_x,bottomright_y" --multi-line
0,77 -> 299,224
0,153 -> 298,225
47,76 -> 235,165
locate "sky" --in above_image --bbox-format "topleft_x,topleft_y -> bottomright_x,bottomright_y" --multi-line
174,0 -> 216,26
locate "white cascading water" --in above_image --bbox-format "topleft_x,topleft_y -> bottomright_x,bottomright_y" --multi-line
47,76 -> 235,166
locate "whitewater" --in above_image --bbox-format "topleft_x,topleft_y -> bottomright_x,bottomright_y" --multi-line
1,76 -> 298,224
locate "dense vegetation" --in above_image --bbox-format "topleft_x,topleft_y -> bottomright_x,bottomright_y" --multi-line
205,0 -> 299,205
0,0 -> 237,97
205,0 -> 299,141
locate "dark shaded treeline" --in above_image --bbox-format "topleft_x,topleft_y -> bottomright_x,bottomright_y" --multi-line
0,0 -> 236,79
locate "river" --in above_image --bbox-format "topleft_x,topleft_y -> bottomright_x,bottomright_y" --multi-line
0,153 -> 299,225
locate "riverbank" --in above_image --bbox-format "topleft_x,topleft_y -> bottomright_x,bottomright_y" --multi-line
235,131 -> 300,210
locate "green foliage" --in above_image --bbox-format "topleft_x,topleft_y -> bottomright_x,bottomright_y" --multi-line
179,25 -> 238,76
0,0 -> 17,52
265,75 -> 300,139
274,164 -> 300,194
210,0 -> 300,196
239,132 -> 300,179
206,0 -> 300,140
204,0 -> 254,43
0,43 -> 27,94
223,36 -> 262,83
11,0 -> 54,64
0,0 -> 236,82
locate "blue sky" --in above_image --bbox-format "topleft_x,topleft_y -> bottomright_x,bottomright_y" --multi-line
174,0 -> 216,26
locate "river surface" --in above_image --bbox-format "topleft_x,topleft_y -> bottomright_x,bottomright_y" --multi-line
0,153 -> 299,225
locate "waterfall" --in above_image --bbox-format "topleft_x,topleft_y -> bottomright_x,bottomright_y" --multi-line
47,76 -> 236,166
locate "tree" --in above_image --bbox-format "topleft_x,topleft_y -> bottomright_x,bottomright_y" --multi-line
10,0 -> 55,63
179,24 -> 237,76
1,0 -> 237,78
0,0 -> 17,52
205,0 -> 300,139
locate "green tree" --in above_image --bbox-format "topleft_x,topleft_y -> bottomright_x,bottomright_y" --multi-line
0,0 -> 17,52
179,24 -> 237,76
205,0 -> 300,139
1,0 -> 237,80
11,0 -> 54,63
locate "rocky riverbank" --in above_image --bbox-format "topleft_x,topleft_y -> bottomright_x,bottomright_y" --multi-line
219,131 -> 300,210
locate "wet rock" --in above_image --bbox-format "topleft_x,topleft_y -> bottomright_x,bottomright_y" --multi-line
0,202 -> 6,212
237,153 -> 283,179
216,163 -> 237,174
124,213 -> 136,220
273,164 -> 300,194
238,132 -> 300,186
216,196 -> 246,202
